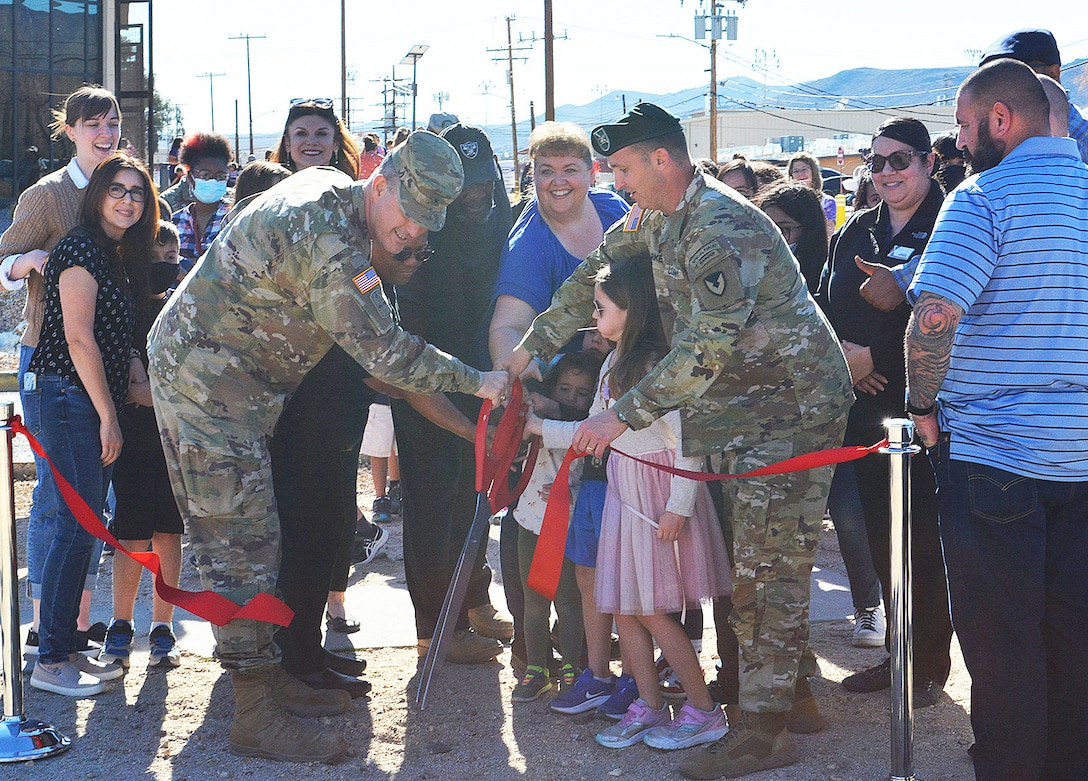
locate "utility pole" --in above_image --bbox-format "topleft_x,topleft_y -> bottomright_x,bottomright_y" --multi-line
519,7 -> 568,121
228,33 -> 266,156
695,2 -> 739,161
234,99 -> 240,161
489,17 -> 531,181
341,0 -> 347,122
199,72 -> 225,131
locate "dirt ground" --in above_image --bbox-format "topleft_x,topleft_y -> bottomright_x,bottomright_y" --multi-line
5,465 -> 977,781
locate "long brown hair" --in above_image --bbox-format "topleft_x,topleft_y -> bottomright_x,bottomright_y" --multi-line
272,101 -> 360,179
79,152 -> 158,321
596,258 -> 668,399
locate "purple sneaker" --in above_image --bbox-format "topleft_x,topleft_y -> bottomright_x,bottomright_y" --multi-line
596,698 -> 671,748
550,668 -> 614,714
598,673 -> 639,720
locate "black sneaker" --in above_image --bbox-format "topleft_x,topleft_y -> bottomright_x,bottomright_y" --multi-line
351,524 -> 389,564
842,658 -> 890,693
371,496 -> 395,524
25,629 -> 39,656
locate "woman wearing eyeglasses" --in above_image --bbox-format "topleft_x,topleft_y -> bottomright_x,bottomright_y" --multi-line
815,117 -> 953,707
272,98 -> 360,179
171,132 -> 234,275
27,152 -> 158,697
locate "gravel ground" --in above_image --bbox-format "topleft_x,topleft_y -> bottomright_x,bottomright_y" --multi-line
4,458 -> 976,780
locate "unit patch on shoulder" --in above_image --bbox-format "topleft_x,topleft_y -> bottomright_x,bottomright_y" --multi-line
623,205 -> 644,232
353,266 -> 381,296
703,270 -> 727,296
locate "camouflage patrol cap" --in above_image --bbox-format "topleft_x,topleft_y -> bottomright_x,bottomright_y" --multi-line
591,102 -> 684,156
387,130 -> 464,231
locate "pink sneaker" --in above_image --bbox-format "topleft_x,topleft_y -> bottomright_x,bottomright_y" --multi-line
643,702 -> 729,750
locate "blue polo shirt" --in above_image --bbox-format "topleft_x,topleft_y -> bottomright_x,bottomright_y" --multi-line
909,136 -> 1088,480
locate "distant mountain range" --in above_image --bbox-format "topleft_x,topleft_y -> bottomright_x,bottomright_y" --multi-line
477,60 -> 1088,156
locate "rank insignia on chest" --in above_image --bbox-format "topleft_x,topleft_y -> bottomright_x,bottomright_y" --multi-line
703,271 -> 726,296
353,266 -> 381,296
623,205 -> 644,232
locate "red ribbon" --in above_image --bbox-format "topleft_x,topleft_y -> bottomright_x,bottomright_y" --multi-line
526,438 -> 890,601
475,379 -> 539,513
10,416 -> 293,628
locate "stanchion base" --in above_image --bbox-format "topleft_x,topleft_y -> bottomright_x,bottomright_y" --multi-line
0,716 -> 72,762
890,775 -> 917,781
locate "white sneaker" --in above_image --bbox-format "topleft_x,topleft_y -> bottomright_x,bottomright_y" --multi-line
30,661 -> 109,697
72,653 -> 124,680
853,605 -> 886,648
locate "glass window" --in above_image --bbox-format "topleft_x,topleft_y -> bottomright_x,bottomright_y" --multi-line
52,0 -> 89,75
15,0 -> 50,71
0,0 -> 13,70
0,72 -> 14,199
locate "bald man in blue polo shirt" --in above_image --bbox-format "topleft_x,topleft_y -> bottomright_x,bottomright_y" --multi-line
906,59 -> 1088,781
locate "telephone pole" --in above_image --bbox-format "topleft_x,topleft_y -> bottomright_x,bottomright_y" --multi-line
228,32 -> 266,156
519,5 -> 568,121
488,16 -> 531,182
198,72 -> 225,132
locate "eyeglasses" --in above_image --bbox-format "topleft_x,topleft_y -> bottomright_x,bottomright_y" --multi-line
866,150 -> 927,174
106,183 -> 146,202
776,222 -> 803,243
191,169 -> 229,182
592,300 -> 618,317
289,98 -> 334,110
393,246 -> 435,263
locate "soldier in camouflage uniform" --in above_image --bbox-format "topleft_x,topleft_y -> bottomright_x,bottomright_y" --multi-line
497,104 -> 853,779
147,131 -> 506,764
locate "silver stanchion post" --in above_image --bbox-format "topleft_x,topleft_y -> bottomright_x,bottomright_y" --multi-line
883,418 -> 918,781
0,401 -> 71,761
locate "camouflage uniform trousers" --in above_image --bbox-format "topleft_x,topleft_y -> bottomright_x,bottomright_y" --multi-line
724,415 -> 846,713
154,395 -> 282,670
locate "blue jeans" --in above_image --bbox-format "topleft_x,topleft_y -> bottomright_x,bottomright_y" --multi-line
827,460 -> 881,611
25,374 -> 114,663
21,346 -> 103,598
932,438 -> 1088,781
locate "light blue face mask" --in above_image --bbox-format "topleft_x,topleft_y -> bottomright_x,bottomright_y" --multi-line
192,176 -> 227,204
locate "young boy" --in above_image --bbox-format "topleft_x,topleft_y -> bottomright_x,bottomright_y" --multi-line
100,221 -> 185,669
512,351 -> 602,702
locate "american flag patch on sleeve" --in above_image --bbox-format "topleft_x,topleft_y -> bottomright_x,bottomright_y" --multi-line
352,267 -> 381,295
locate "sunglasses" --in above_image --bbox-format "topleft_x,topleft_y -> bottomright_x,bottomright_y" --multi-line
106,183 -> 146,202
866,150 -> 927,173
393,246 -> 435,263
289,97 -> 334,110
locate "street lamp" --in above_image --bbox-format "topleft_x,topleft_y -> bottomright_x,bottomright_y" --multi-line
400,44 -> 429,131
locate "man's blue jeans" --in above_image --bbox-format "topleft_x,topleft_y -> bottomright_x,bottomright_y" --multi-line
932,438 -> 1088,781
24,374 -> 113,663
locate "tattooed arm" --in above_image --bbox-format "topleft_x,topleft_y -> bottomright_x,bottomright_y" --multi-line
905,291 -> 964,447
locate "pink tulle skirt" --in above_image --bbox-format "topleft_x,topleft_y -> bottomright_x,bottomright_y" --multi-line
595,449 -> 732,616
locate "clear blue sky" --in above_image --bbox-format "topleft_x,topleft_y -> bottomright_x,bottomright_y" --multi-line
153,0 -> 1086,138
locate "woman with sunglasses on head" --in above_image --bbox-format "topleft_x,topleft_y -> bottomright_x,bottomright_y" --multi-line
171,132 -> 234,276
272,98 -> 360,179
0,84 -> 123,658
814,117 -> 953,707
27,152 -> 159,697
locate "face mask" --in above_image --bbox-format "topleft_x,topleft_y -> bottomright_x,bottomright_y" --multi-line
191,177 -> 228,204
149,262 -> 180,294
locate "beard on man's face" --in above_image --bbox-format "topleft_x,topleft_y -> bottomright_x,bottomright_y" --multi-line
964,121 -> 1005,174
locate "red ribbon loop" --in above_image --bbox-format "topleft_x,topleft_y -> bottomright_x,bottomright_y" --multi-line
527,437 -> 890,601
10,416 -> 293,627
474,379 -> 539,513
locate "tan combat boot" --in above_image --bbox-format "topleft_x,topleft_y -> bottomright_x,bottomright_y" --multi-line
229,667 -> 349,763
785,675 -> 827,734
679,710 -> 797,779
268,664 -> 352,716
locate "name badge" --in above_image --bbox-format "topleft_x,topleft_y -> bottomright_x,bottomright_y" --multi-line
888,245 -> 914,261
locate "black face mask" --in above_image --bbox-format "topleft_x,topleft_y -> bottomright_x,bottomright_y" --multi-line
149,262 -> 180,295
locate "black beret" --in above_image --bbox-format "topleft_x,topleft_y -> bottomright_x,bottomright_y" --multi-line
591,102 -> 683,156
980,29 -> 1060,68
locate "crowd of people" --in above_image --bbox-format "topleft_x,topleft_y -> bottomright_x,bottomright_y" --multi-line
2,25 -> 1087,781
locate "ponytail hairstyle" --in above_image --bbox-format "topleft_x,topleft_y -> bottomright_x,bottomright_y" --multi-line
79,152 -> 158,322
595,258 -> 668,399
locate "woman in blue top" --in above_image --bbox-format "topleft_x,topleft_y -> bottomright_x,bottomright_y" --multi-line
27,152 -> 158,698
489,121 -> 629,362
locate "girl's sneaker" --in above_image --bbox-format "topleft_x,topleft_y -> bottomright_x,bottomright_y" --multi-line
596,698 -> 672,748
598,673 -> 640,720
99,619 -> 134,668
512,665 -> 552,702
643,702 -> 729,750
